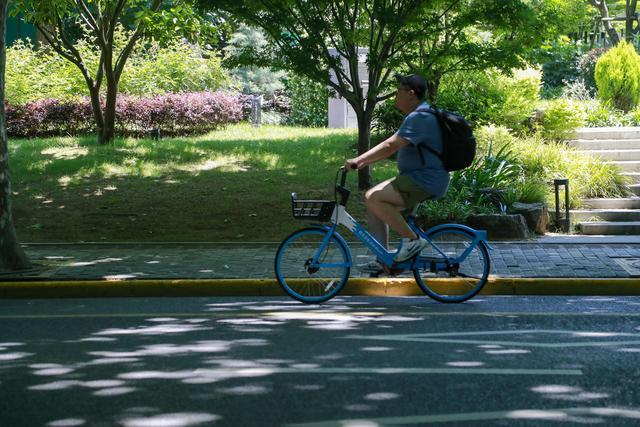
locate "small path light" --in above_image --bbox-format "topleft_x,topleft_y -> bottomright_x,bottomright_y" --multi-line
553,178 -> 570,232
250,95 -> 263,127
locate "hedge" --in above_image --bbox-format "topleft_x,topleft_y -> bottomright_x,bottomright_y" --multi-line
5,91 -> 243,138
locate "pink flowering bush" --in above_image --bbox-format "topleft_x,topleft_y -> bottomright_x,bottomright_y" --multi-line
6,91 -> 243,138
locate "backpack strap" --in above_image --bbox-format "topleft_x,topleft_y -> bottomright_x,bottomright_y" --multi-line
414,107 -> 443,162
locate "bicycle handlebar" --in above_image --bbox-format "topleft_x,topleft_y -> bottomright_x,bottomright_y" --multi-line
336,166 -> 352,206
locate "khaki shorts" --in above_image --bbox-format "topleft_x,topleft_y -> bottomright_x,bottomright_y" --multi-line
390,175 -> 432,209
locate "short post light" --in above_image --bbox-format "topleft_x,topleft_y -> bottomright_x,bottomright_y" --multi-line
553,178 -> 570,232
250,95 -> 263,127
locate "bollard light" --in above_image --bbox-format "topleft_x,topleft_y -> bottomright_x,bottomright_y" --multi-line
553,178 -> 570,232
250,95 -> 263,127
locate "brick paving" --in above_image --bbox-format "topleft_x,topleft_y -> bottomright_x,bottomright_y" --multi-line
2,240 -> 639,281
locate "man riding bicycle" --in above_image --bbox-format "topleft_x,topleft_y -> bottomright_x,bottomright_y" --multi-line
344,74 -> 450,275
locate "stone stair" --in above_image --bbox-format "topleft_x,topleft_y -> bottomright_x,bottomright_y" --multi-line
567,128 -> 640,235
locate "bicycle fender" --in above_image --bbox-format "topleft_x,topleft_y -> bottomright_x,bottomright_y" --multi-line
426,223 -> 494,251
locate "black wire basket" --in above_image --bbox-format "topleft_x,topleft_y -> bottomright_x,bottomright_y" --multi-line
291,193 -> 336,221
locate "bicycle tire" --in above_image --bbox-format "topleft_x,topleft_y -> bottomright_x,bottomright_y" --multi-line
413,226 -> 490,303
274,227 -> 351,303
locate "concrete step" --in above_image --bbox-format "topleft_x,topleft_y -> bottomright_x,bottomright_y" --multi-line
622,173 -> 640,183
608,161 -> 640,172
568,139 -> 640,150
581,149 -> 640,161
571,209 -> 640,222
632,184 -> 640,196
579,221 -> 640,235
583,197 -> 640,209
574,127 -> 640,140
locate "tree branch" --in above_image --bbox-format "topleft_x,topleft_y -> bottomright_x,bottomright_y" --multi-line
75,0 -> 99,32
114,0 -> 162,79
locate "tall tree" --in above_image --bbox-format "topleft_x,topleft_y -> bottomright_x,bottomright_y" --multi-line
0,0 -> 31,271
202,0 -> 558,189
202,0 -> 434,189
11,0 -> 190,145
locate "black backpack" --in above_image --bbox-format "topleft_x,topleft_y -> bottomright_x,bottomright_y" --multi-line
415,107 -> 476,171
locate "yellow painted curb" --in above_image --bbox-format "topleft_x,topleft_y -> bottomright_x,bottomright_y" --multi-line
1,277 -> 640,299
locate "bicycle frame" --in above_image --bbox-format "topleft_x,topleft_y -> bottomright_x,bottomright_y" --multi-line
308,204 -> 490,273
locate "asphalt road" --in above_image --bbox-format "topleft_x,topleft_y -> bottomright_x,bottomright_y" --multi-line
2,296 -> 640,426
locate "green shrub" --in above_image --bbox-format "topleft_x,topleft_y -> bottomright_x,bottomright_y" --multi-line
509,132 -> 630,207
540,98 -> 586,140
372,98 -> 404,138
437,67 -> 541,131
120,40 -> 229,96
584,100 -> 635,127
595,41 -> 640,112
577,47 -> 607,95
538,38 -> 581,88
283,74 -> 328,127
5,40 -> 87,104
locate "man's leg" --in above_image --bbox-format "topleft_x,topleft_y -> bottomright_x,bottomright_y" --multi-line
366,209 -> 389,249
365,179 -> 418,241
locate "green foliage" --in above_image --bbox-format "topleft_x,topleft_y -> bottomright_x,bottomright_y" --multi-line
5,40 -> 86,104
577,47 -> 607,94
437,68 -> 541,131
451,143 -> 522,207
583,99 -> 639,127
536,37 -> 582,88
508,131 -> 630,207
595,41 -> 640,111
372,98 -> 404,139
224,24 -> 286,95
120,40 -> 229,96
283,74 -> 328,127
539,98 -> 586,140
5,38 -> 230,103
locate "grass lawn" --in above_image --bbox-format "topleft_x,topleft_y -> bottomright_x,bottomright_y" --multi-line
10,123 -> 398,243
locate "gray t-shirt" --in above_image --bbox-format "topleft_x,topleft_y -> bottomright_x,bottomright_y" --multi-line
395,102 -> 450,198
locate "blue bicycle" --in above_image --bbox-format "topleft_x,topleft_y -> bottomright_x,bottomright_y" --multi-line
274,167 -> 493,304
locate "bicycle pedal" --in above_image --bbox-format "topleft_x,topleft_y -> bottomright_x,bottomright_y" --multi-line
383,264 -> 405,277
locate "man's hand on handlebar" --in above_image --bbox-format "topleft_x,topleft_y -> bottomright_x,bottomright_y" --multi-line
344,159 -> 359,171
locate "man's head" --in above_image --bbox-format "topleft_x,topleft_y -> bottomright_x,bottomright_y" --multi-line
395,73 -> 427,113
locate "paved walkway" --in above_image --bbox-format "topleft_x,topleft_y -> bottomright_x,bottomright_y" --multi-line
3,236 -> 640,281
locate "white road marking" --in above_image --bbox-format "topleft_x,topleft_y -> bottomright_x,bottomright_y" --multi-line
179,367 -> 581,377
346,329 -> 640,348
286,407 -> 640,426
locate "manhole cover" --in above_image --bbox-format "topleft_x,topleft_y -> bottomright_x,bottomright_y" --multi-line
612,257 -> 640,277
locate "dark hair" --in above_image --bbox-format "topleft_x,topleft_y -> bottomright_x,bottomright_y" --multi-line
396,73 -> 427,100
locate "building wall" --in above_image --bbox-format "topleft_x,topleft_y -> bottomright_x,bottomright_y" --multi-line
327,48 -> 369,129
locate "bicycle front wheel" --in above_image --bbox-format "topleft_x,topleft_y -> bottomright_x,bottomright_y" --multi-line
274,227 -> 351,304
414,226 -> 490,303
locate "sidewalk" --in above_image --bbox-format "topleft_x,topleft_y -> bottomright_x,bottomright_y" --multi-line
1,236 -> 640,298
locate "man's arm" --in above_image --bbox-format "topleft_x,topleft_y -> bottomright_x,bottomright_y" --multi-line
346,134 -> 409,170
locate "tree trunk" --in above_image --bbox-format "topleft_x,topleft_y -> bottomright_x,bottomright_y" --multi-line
355,110 -> 373,190
0,0 -> 31,271
626,1 -> 638,42
426,75 -> 441,104
590,0 -> 621,45
101,78 -> 118,145
87,84 -> 105,145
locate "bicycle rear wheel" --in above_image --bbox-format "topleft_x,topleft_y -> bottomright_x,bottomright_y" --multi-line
413,226 -> 490,303
274,227 -> 351,303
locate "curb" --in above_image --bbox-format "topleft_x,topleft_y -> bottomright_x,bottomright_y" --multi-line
1,278 -> 640,299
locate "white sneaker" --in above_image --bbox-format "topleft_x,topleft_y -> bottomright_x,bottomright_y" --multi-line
394,237 -> 429,263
